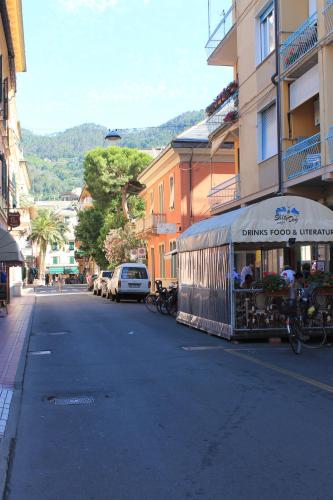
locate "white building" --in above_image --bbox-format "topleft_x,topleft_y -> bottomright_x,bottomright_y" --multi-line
36,200 -> 79,276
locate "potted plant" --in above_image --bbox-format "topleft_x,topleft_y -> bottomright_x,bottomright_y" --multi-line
262,272 -> 289,295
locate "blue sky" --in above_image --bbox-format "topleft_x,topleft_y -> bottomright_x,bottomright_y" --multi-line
17,0 -> 232,133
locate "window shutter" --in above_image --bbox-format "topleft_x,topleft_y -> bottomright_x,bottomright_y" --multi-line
261,104 -> 277,160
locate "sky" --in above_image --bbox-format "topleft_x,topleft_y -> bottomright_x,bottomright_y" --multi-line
17,0 -> 232,134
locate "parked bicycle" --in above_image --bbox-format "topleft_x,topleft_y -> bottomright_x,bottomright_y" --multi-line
144,280 -> 178,317
284,287 -> 327,354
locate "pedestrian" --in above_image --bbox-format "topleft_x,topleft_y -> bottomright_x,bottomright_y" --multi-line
58,274 -> 64,292
45,274 -> 50,287
281,265 -> 295,284
241,274 -> 253,289
240,262 -> 254,287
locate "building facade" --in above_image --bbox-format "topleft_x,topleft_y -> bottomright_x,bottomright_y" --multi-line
136,121 -> 235,287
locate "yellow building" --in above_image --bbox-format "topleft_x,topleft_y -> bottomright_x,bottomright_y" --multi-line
205,0 -> 333,215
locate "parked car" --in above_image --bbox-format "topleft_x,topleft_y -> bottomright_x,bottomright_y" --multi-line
101,278 -> 111,298
107,263 -> 150,302
87,274 -> 98,291
93,270 -> 113,296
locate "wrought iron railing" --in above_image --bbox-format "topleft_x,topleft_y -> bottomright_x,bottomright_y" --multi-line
283,133 -> 321,180
323,0 -> 333,35
135,213 -> 166,234
208,174 -> 240,210
281,13 -> 318,71
205,4 -> 235,59
207,91 -> 238,133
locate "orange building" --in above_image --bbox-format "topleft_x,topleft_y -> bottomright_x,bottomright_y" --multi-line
136,121 -> 235,287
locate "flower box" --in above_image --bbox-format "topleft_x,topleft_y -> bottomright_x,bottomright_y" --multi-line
314,287 -> 333,296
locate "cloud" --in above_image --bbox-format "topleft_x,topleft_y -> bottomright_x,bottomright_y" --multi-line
58,0 -> 118,12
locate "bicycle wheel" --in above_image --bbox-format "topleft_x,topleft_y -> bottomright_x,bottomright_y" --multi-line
166,297 -> 177,317
158,297 -> 169,315
287,318 -> 302,355
144,294 -> 158,313
301,328 -> 327,349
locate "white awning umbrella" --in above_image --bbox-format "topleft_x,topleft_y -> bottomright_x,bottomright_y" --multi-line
177,196 -> 333,252
0,228 -> 24,266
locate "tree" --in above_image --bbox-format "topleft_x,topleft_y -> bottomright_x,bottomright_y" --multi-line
84,146 -> 151,220
29,209 -> 67,277
74,208 -> 109,268
104,225 -> 144,269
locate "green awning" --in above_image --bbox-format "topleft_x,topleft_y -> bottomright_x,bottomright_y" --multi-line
48,267 -> 64,275
64,267 -> 79,274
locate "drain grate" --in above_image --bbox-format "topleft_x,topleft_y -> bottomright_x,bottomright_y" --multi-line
32,331 -> 69,336
181,345 -> 225,351
29,350 -> 52,355
47,395 -> 95,406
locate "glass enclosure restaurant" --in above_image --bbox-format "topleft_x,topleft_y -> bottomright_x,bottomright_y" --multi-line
176,196 -> 333,339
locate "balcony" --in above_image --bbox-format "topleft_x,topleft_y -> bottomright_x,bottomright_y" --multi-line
283,133 -> 321,181
208,174 -> 240,211
327,126 -> 333,164
205,3 -> 237,66
207,91 -> 238,135
323,0 -> 333,36
281,14 -> 318,74
135,213 -> 166,235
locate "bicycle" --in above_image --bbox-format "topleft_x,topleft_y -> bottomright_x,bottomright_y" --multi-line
144,280 -> 167,313
284,288 -> 327,355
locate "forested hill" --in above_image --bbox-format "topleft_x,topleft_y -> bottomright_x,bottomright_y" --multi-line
22,110 -> 205,200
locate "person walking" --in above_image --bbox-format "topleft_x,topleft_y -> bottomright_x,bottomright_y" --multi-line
58,274 -> 64,292
45,274 -> 50,287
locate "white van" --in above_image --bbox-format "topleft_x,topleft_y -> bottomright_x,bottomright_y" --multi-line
107,263 -> 150,302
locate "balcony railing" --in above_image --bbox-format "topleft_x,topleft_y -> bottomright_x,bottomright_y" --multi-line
323,0 -> 333,35
207,91 -> 238,134
283,133 -> 321,180
205,4 -> 235,59
135,213 -> 166,235
208,174 -> 240,210
281,13 -> 318,71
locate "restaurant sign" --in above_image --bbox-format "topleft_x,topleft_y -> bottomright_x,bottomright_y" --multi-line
8,212 -> 20,228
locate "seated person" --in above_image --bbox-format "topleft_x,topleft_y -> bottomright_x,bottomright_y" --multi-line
241,274 -> 253,288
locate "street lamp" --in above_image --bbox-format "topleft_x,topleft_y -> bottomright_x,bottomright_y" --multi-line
104,129 -> 122,142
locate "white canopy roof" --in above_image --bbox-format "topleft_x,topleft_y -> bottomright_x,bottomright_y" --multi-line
0,228 -> 24,266
177,196 -> 333,252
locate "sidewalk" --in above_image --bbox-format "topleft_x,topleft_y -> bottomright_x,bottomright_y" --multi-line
0,288 -> 34,436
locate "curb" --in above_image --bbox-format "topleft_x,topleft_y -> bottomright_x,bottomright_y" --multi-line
0,293 -> 36,499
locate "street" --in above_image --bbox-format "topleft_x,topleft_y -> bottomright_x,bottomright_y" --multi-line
4,285 -> 333,500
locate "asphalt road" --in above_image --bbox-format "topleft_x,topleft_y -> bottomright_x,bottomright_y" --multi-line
5,285 -> 333,500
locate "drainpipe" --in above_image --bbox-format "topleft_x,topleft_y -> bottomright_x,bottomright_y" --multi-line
271,0 -> 284,195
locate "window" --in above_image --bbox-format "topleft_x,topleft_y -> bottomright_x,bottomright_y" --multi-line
169,175 -> 175,209
52,243 -> 58,251
69,241 -> 75,251
149,191 -> 154,214
69,256 -> 75,264
159,244 -> 165,279
260,4 -> 275,61
158,183 -> 164,213
3,78 -> 8,121
170,241 -> 177,278
121,267 -> 148,279
259,103 -> 277,161
1,155 -> 7,201
52,257 -> 59,265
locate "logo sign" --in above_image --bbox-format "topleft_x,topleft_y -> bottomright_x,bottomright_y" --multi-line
157,222 -> 177,234
137,247 -> 146,259
274,205 -> 300,225
8,212 -> 20,228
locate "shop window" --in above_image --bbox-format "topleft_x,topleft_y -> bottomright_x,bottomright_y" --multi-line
159,244 -> 165,278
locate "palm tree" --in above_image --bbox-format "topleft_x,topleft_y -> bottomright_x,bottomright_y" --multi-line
29,209 -> 67,277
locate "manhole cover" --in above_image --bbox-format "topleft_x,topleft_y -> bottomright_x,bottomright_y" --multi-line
47,395 -> 94,406
181,346 -> 224,351
29,350 -> 52,355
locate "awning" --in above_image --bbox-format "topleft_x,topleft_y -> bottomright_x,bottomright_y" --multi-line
47,266 -> 79,275
177,196 -> 333,252
0,227 -> 24,266
48,267 -> 64,275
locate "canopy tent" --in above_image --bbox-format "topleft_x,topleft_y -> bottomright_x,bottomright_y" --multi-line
0,227 -> 24,266
177,196 -> 333,252
176,196 -> 333,339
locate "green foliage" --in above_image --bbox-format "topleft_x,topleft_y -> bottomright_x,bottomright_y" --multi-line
22,111 -> 205,200
83,146 -> 151,210
74,208 -> 109,268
